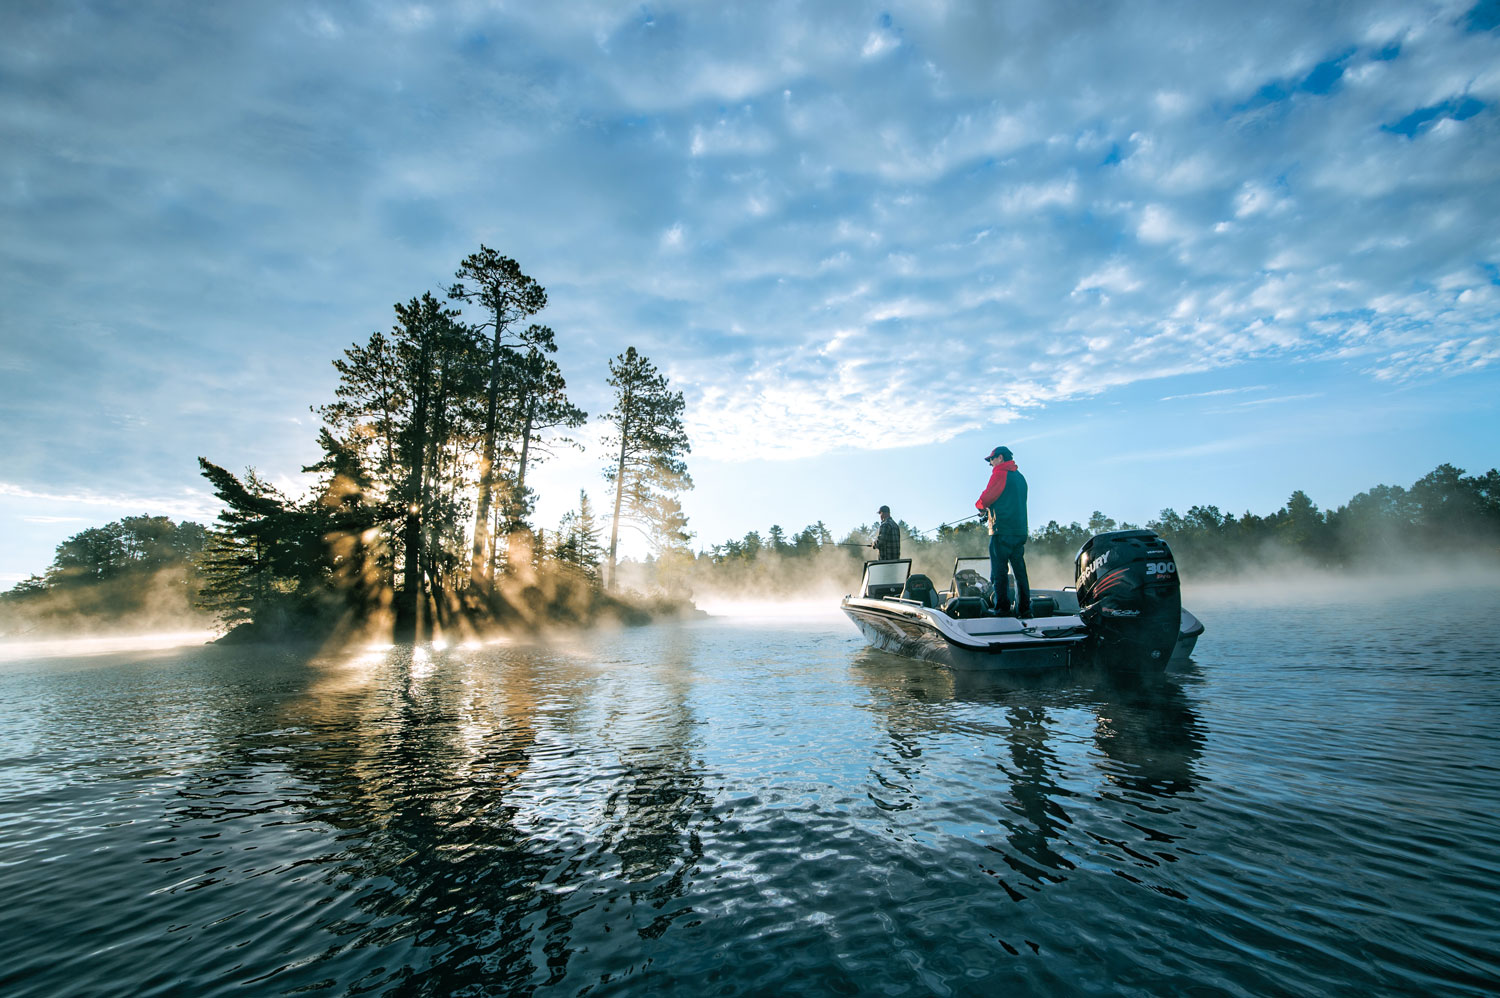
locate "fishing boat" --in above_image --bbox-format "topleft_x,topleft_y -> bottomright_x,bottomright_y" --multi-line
841,529 -> 1204,672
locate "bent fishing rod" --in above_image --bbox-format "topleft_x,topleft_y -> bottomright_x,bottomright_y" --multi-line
913,513 -> 987,537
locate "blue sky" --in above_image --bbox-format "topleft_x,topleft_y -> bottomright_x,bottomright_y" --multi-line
2,0 -> 1498,584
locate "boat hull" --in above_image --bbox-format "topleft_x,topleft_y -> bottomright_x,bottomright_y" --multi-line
842,599 -> 1083,672
842,595 -> 1204,673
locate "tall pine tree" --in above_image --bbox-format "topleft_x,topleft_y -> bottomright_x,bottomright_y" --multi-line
447,246 -> 549,588
600,347 -> 693,590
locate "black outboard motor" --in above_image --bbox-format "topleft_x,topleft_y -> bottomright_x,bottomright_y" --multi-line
1075,529 -> 1182,669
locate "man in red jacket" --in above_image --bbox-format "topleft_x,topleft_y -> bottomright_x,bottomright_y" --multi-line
976,445 -> 1030,617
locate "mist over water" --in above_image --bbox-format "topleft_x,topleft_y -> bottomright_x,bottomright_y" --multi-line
0,566 -> 213,641
2,578 -> 1498,997
0,629 -> 216,663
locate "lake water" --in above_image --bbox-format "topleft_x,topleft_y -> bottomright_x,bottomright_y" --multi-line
3,583 -> 1498,997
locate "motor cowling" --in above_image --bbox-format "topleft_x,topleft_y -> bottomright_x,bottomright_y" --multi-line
1075,529 -> 1182,668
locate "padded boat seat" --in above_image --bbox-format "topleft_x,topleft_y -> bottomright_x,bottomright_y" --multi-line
942,595 -> 988,619
1027,595 -> 1057,618
902,574 -> 938,608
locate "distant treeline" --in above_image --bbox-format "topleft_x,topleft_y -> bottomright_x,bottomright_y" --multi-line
685,463 -> 1500,588
0,516 -> 209,636
5,458 -> 1495,637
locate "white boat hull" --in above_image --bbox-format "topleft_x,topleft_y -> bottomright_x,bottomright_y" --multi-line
841,596 -> 1086,672
842,593 -> 1205,672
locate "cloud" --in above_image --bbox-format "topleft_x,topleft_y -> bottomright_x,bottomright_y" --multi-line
862,28 -> 900,60
0,0 -> 1496,509
0,483 -> 219,522
1231,392 -> 1326,408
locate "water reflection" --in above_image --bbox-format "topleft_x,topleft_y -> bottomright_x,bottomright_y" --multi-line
595,630 -> 717,943
1089,665 -> 1206,798
159,634 -> 724,994
851,650 -> 1205,909
14,607 -> 1488,997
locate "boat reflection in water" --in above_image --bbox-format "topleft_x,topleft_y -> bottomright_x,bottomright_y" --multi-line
850,648 -> 1207,915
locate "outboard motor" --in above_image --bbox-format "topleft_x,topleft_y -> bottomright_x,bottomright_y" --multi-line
1075,529 -> 1181,669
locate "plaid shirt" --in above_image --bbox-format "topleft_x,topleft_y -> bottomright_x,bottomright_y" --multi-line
874,517 -> 901,559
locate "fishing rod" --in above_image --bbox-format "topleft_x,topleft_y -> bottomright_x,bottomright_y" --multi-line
915,513 -> 988,537
833,512 -> 985,547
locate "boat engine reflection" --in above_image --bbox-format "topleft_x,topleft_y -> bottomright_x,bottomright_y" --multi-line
852,649 -> 1205,906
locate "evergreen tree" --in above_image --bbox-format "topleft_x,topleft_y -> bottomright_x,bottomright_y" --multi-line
600,347 -> 693,589
319,330 -> 404,481
495,332 -> 587,536
41,517 -> 208,586
387,293 -> 479,626
553,490 -> 605,585
302,427 -> 389,622
49,524 -> 127,584
1279,490 -> 1329,559
447,246 -> 549,587
195,460 -> 324,631
319,293 -> 481,630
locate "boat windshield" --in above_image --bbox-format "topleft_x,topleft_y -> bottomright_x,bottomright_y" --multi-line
952,557 -> 990,584
860,559 -> 910,598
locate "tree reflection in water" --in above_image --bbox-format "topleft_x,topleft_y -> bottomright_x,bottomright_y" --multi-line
594,628 -> 717,945
131,632 -> 1206,992
177,634 -> 721,995
278,646 -> 572,994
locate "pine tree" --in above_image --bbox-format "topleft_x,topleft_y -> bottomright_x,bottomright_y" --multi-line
194,460 -> 323,632
302,427 -> 389,622
554,490 -> 604,586
599,347 -> 693,590
499,335 -> 587,534
446,246 -> 549,587
319,293 -> 481,632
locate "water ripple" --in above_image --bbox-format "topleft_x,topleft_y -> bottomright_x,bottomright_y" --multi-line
2,592 -> 1499,996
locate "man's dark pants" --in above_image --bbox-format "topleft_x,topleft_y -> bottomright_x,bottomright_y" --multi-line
989,533 -> 1031,616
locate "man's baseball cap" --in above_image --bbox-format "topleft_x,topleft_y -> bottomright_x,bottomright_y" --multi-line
877,505 -> 890,514
985,446 -> 1013,461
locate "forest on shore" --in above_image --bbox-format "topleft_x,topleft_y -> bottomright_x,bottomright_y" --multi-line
683,462 -> 1500,596
3,246 -> 697,644
4,460 -> 1496,640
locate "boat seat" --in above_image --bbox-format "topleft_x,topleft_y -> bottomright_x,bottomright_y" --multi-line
1027,595 -> 1057,618
942,595 -> 988,619
901,574 -> 938,608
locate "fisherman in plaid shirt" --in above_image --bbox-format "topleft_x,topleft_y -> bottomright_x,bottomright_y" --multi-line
871,505 -> 901,560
